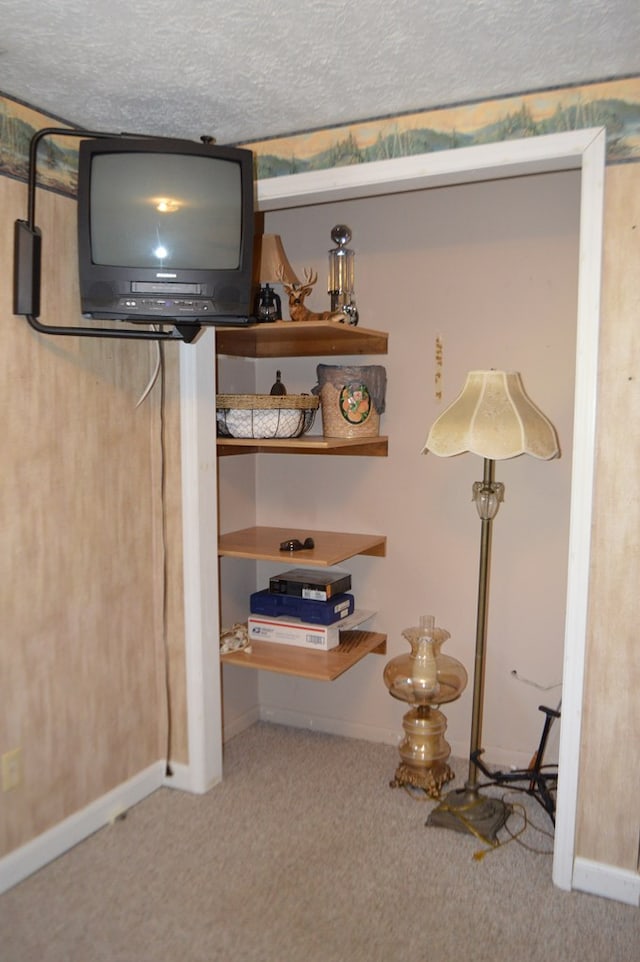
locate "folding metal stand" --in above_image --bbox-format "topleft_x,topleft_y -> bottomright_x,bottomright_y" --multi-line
471,703 -> 560,824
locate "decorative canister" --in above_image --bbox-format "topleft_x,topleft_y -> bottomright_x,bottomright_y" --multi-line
315,364 -> 387,439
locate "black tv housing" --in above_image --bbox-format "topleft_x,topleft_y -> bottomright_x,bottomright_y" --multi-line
77,137 -> 255,329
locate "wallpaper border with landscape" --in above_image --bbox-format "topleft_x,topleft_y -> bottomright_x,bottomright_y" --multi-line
242,75 -> 640,179
2,75 -> 640,198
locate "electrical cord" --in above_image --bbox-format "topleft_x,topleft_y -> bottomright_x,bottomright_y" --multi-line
135,330 -> 162,407
510,669 -> 562,691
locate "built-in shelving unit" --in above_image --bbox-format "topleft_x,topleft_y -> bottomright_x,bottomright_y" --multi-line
219,526 -> 386,566
217,319 -> 389,679
220,631 -> 387,682
217,435 -> 388,457
216,319 -> 388,358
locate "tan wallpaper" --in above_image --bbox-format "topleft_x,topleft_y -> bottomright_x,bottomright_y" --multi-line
576,162 -> 640,871
0,173 -> 185,855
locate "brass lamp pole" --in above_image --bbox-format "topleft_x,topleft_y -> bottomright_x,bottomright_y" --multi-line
428,457 -> 508,840
469,458 -> 499,789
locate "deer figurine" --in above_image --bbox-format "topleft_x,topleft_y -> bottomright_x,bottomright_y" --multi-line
279,267 -> 348,323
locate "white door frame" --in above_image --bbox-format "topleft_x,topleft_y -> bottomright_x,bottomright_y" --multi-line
177,327 -> 223,794
179,127 -> 606,891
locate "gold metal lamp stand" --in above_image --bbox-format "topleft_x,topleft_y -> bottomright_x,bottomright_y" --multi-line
427,458 -> 509,841
422,371 -> 560,845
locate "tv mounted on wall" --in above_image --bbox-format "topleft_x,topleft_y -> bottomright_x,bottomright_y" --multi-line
76,136 -> 255,332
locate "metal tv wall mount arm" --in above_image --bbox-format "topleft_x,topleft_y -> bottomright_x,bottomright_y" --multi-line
13,126 -> 201,343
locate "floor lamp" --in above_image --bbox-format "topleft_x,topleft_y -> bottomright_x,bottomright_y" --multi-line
422,370 -> 560,843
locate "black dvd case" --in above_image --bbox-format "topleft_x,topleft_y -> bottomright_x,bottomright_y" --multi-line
268,568 -> 352,601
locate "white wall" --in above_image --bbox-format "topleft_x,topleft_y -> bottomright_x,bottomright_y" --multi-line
220,169 -> 580,766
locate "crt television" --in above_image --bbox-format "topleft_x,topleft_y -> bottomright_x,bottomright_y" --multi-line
77,137 -> 255,327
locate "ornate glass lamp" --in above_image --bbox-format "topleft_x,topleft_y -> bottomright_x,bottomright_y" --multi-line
422,370 -> 560,842
384,614 -> 467,797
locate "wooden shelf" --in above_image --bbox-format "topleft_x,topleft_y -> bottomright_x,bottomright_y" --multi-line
215,319 -> 388,358
216,321 -> 389,683
217,434 -> 388,457
218,526 -> 386,565
221,630 -> 387,681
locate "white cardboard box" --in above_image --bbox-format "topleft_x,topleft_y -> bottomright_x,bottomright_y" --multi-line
247,609 -> 375,651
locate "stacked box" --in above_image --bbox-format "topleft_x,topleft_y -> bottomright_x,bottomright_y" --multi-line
247,609 -> 374,651
250,589 -> 355,625
245,566 -> 369,650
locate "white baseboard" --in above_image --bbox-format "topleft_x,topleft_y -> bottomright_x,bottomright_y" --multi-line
223,705 -> 261,743
573,857 -> 640,906
0,762 -> 164,895
259,705 -> 401,746
162,761 -> 192,792
163,760 -> 225,794
257,706 -> 534,769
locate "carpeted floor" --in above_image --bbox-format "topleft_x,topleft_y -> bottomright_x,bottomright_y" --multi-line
1,722 -> 638,962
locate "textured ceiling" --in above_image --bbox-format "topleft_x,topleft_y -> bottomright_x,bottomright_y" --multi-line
1,0 -> 639,146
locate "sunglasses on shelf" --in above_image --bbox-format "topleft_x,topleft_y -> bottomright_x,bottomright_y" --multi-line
279,537 -> 315,552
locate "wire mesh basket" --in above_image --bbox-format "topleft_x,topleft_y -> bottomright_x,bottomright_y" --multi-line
216,394 -> 319,439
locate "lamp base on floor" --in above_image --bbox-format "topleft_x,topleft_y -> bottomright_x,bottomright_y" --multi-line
426,786 -> 510,844
390,760 -> 454,798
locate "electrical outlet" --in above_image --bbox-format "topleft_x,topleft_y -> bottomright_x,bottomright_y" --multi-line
2,748 -> 23,791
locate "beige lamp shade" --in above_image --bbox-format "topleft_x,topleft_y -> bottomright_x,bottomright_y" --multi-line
254,233 -> 299,285
423,370 -> 560,461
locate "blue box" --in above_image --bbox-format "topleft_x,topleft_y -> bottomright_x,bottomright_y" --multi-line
249,589 -> 355,625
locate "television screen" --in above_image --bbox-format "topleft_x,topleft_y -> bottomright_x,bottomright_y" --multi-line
77,138 -> 255,327
90,153 -> 242,270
